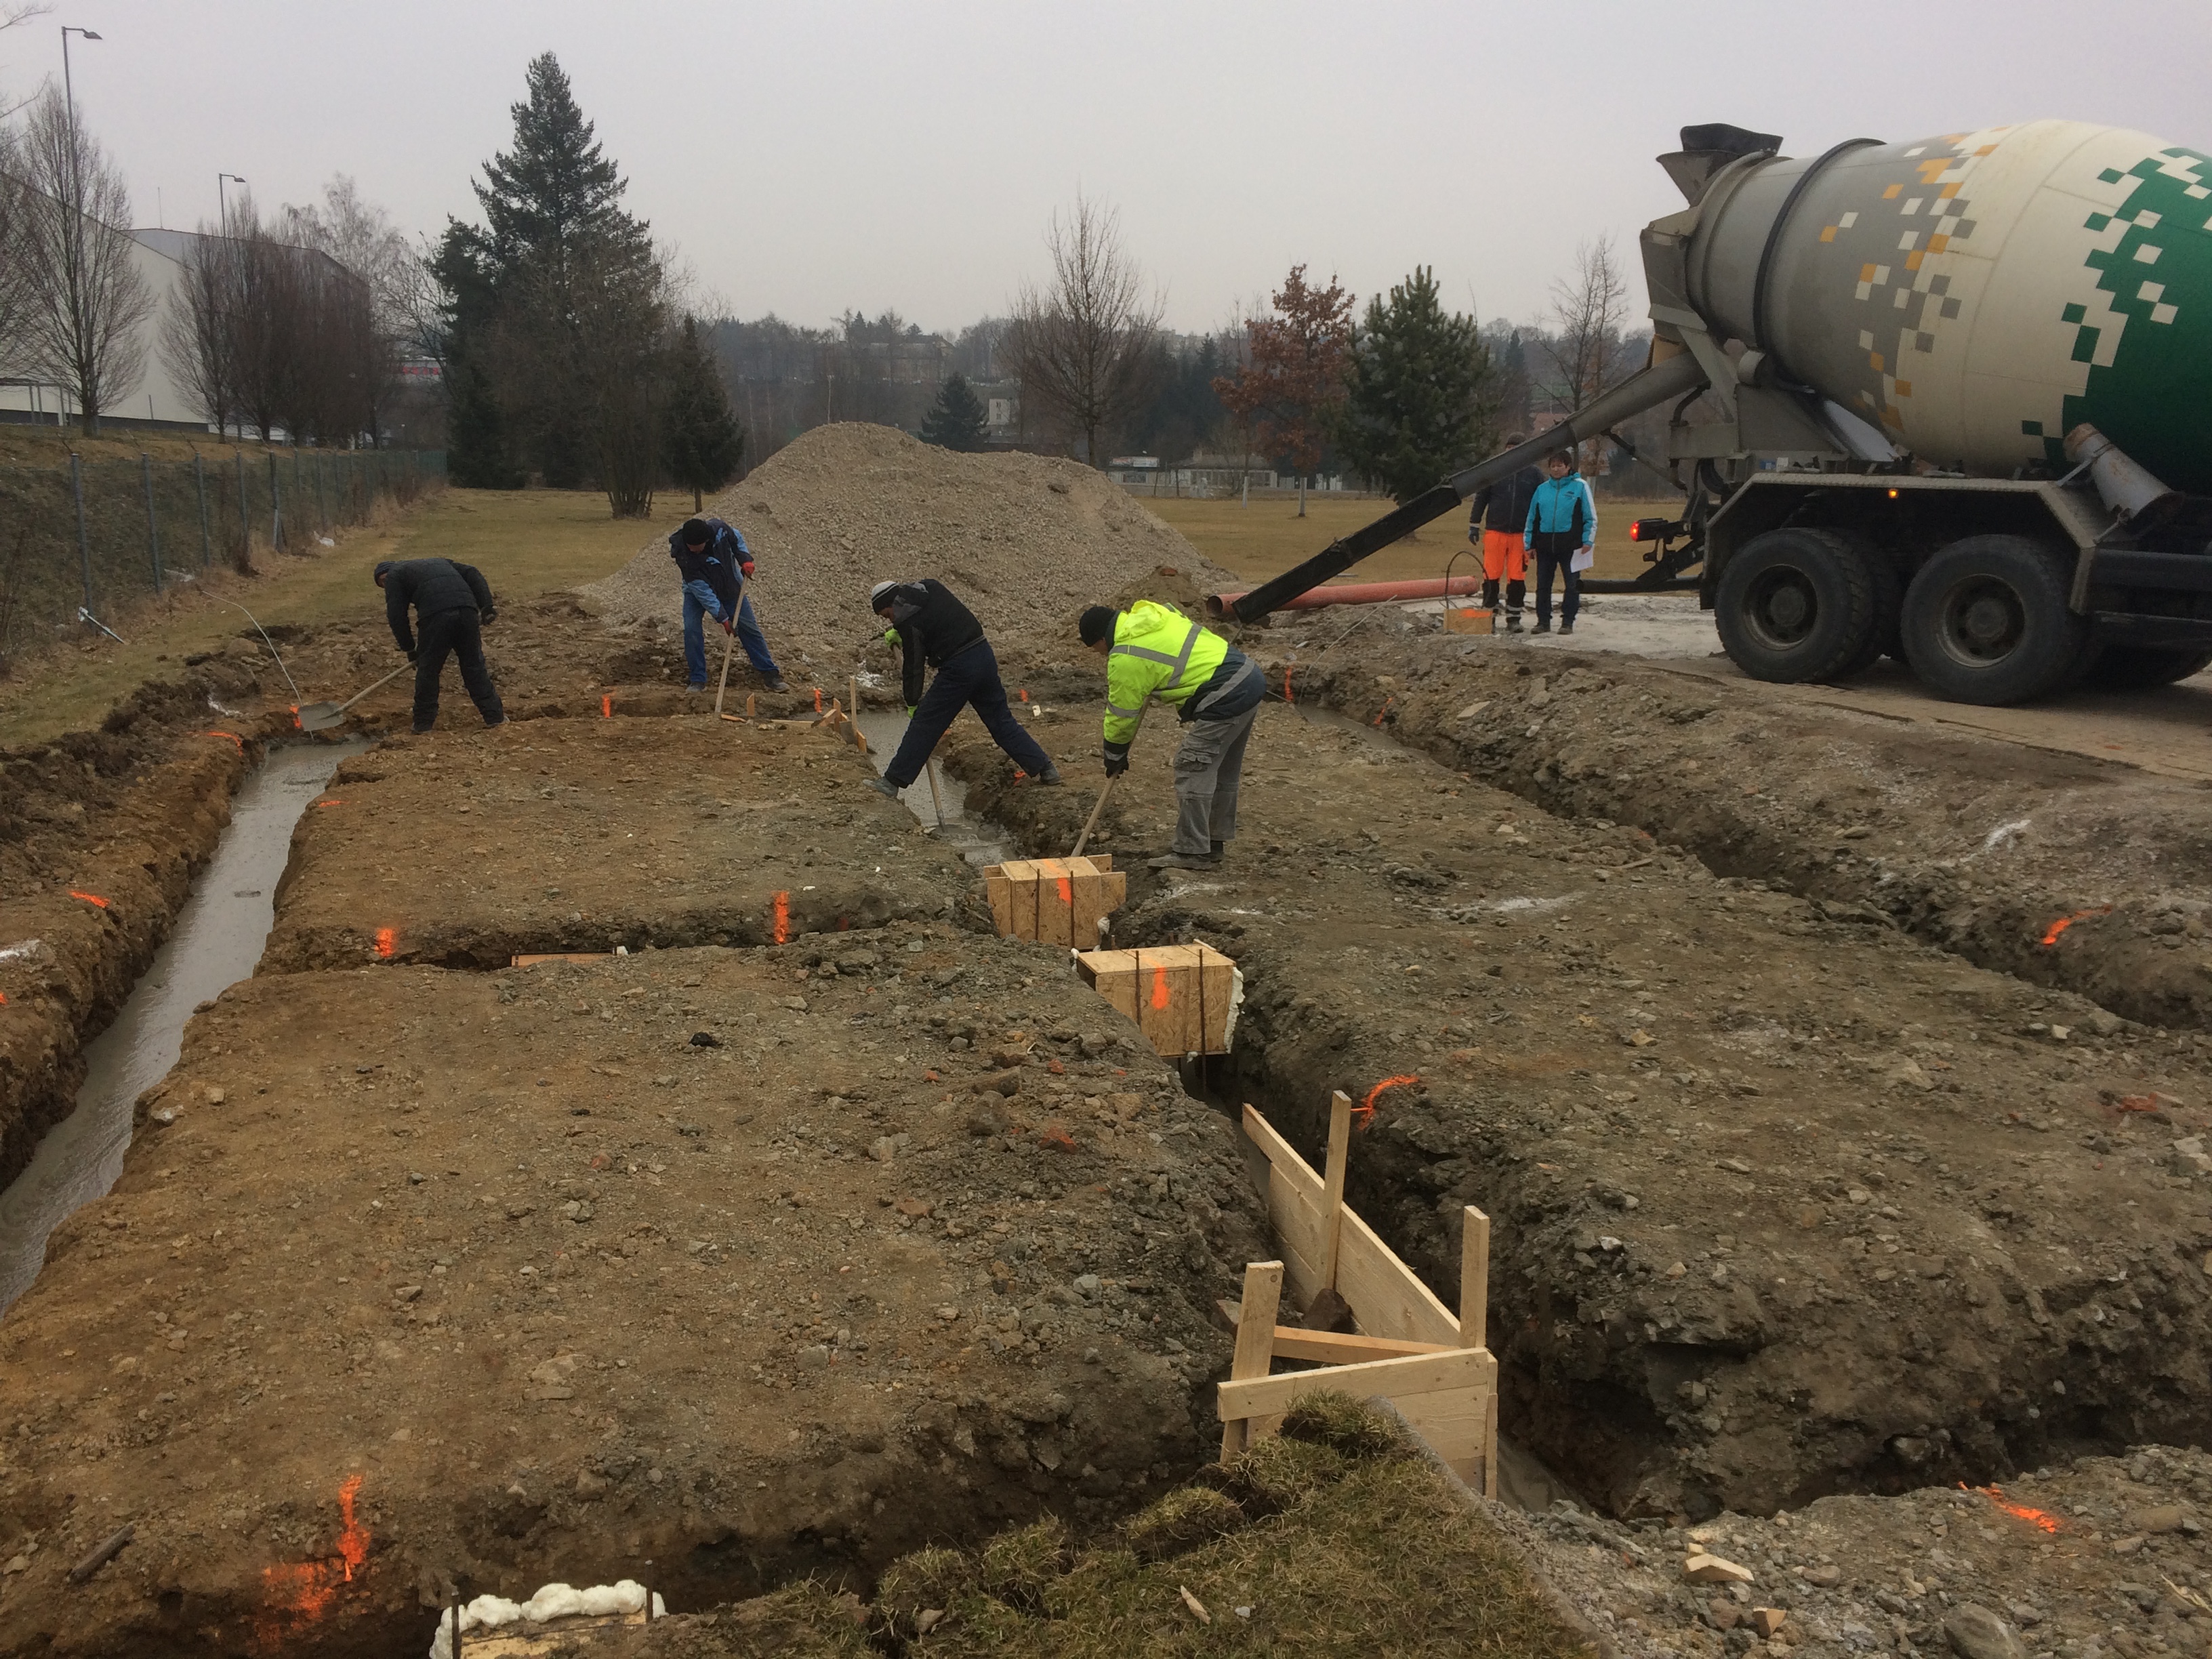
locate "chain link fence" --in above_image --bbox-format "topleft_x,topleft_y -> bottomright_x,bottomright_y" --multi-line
0,447 -> 447,667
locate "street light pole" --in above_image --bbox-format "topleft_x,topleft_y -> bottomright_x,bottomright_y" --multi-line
218,171 -> 246,234
58,25 -> 102,434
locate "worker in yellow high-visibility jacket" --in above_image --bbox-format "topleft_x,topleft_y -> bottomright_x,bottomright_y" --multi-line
1079,600 -> 1265,872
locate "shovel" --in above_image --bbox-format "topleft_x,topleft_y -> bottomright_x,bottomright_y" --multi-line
297,663 -> 410,732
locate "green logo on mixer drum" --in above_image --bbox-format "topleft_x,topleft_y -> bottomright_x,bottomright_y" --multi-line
2059,146 -> 2212,493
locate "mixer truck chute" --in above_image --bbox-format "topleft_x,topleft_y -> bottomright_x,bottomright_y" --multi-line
1214,121 -> 2212,705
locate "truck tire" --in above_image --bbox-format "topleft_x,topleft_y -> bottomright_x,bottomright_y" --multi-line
1836,541 -> 1903,678
2079,644 -> 2212,691
1713,527 -> 1876,683
1899,535 -> 2087,705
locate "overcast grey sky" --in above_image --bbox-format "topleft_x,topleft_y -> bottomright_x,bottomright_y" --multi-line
12,1 -> 2211,337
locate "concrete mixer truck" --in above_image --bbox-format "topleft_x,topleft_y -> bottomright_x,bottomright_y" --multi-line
1217,120 -> 2212,705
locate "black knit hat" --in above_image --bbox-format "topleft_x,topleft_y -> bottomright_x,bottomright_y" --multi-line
680,517 -> 710,547
372,560 -> 394,584
1078,605 -> 1118,647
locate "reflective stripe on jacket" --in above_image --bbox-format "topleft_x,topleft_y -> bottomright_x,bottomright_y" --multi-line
1102,600 -> 1229,747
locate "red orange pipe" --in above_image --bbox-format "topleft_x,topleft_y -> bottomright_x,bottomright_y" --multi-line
1209,575 -> 1485,612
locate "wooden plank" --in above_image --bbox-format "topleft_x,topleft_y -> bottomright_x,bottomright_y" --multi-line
1069,861 -> 1105,948
1397,1383 -> 1495,1487
1033,858 -> 1072,947
983,867 -> 1015,939
1320,1090 -> 1352,1291
512,953 -> 613,967
1221,1262 -> 1283,1460
1460,1205 -> 1490,1351
1242,1104 -> 1462,1347
1218,1346 -> 1494,1422
1216,1301 -> 1449,1365
1483,1387 -> 1500,1499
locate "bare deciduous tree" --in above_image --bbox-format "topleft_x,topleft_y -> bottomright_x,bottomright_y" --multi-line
1008,194 -> 1162,466
283,177 -> 422,444
15,85 -> 150,432
159,224 -> 238,436
1543,234 -> 1633,470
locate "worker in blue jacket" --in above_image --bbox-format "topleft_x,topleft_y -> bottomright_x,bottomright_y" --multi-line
1523,449 -> 1599,636
670,516 -> 788,692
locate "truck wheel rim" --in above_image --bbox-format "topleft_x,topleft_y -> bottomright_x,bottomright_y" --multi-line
1935,575 -> 2026,668
1743,567 -> 1817,649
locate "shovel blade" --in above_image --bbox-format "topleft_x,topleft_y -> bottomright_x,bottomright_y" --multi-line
296,703 -> 346,731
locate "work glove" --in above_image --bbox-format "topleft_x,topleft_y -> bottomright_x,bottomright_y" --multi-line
1103,751 -> 1129,779
882,627 -> 901,647
480,610 -> 497,627
721,616 -> 735,634
905,705 -> 917,718
739,560 -> 756,579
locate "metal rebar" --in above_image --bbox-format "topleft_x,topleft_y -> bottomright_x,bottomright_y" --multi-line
140,453 -> 163,594
70,452 -> 92,612
194,453 -> 212,567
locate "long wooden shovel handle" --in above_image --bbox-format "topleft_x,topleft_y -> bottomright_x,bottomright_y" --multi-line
924,760 -> 945,828
337,662 -> 411,714
1071,773 -> 1116,858
711,579 -> 745,716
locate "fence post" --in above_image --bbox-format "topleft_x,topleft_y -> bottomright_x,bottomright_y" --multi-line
70,452 -> 93,614
268,451 -> 283,551
316,451 -> 328,535
141,453 -> 164,594
236,450 -> 250,565
194,454 -> 212,567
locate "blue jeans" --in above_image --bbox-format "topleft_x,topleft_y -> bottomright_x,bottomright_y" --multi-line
682,579 -> 777,684
884,640 -> 1052,787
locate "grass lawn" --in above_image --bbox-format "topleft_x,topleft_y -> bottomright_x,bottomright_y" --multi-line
0,487 -> 692,747
1139,493 -> 1687,586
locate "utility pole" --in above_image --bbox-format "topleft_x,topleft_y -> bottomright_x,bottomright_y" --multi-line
60,25 -> 103,433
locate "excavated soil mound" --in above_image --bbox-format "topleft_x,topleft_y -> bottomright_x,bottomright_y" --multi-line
945,703 -> 2212,1521
578,426 -> 1240,682
0,935 -> 1266,1657
262,718 -> 961,972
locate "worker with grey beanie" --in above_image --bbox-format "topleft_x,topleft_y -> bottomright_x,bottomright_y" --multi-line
863,579 -> 1061,802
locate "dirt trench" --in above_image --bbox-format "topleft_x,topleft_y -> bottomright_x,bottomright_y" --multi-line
0,705 -> 1277,1658
944,698 -> 2212,1524
1269,620 -> 2212,1034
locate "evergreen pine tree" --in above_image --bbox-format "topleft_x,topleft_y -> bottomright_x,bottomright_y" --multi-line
663,316 -> 745,510
918,372 -> 989,452
1334,267 -> 1496,504
474,54 -> 649,271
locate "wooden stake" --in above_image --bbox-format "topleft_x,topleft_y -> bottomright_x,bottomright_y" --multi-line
1071,773 -> 1116,858
1459,1205 -> 1490,1352
1220,1260 -> 1282,1460
745,691 -> 756,720
1321,1090 -> 1352,1293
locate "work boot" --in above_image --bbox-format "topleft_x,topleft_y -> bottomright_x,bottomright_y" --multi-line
1504,613 -> 1523,634
763,675 -> 792,693
1532,620 -> 1552,635
865,775 -> 903,800
1147,851 -> 1221,872
1559,621 -> 1576,636
1210,840 -> 1225,858
1036,765 -> 1065,785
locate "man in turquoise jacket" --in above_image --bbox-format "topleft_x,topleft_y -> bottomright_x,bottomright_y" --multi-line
1523,448 -> 1599,636
1079,599 -> 1264,872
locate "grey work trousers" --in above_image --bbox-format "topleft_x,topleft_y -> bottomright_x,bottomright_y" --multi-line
1171,700 -> 1260,855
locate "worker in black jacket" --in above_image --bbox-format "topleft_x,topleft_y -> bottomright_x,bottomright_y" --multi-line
373,558 -> 506,734
862,579 -> 1060,800
1467,436 -> 1543,632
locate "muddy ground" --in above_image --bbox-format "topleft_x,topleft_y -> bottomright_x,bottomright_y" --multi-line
950,699 -> 2212,1528
1267,613 -> 2212,1033
0,918 -> 1268,1656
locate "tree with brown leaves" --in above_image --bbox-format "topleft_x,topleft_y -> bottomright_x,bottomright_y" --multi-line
1213,265 -> 1353,516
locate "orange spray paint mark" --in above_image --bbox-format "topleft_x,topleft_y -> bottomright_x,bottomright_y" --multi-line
1961,1482 -> 2060,1534
1284,665 -> 1295,705
1020,688 -> 1030,703
0,991 -> 7,1005
255,1474 -> 371,1643
1057,875 -> 1073,905
1352,1074 -> 1422,1130
602,694 -> 613,718
67,890 -> 110,909
203,729 -> 245,753
772,891 -> 791,945
814,687 -> 823,712
2039,905 -> 2110,947
1150,964 -> 1170,1010
373,927 -> 396,959
1372,696 -> 1395,726
314,799 -> 345,809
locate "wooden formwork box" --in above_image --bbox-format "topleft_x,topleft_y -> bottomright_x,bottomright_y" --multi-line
983,856 -> 1125,945
1074,941 -> 1240,1057
1218,1094 -> 1498,1496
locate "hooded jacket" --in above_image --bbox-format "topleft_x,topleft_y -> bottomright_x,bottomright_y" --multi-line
669,519 -> 754,617
1523,471 -> 1599,552
873,579 -> 987,707
377,558 -> 494,654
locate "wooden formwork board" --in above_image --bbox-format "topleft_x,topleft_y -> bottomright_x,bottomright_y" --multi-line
983,856 -> 1124,945
1075,941 -> 1240,1057
1223,1102 -> 1498,1494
